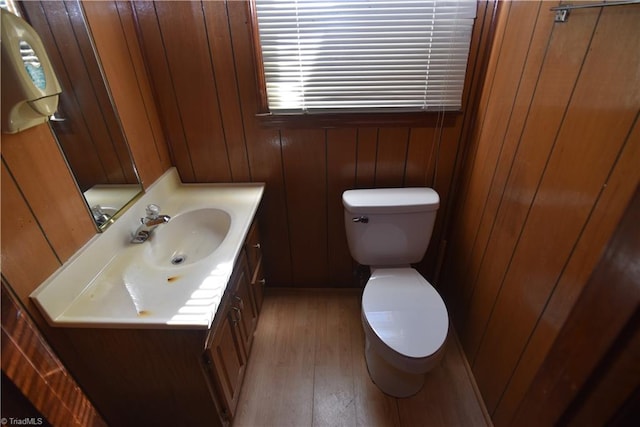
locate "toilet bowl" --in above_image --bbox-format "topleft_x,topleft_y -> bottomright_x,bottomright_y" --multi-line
342,187 -> 449,397
361,267 -> 448,397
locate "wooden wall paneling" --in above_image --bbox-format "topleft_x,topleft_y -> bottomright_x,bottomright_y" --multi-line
510,184 -> 640,426
442,0 -> 505,261
1,156 -> 98,410
82,0 -> 171,188
355,128 -> 378,188
151,1 -> 230,183
202,0 -> 251,182
20,1 -> 107,191
426,0 -> 496,281
40,1 -> 126,186
492,59 -> 640,427
404,128 -> 437,187
434,0 -> 495,227
457,1 -> 556,315
421,0 -> 498,285
1,284 -> 106,427
422,117 -> 465,279
472,5 -> 639,413
0,162 -> 62,303
326,129 -> 358,286
443,1 -> 547,320
131,1 -> 195,182
460,6 -> 600,364
2,371 -> 49,422
114,1 -> 172,177
434,0 -> 495,229
239,133 -> 292,287
566,316 -> 640,427
227,0 -> 292,285
374,127 -> 409,187
1,126 -> 95,262
459,2 -> 551,314
281,129 -> 328,286
66,0 -> 137,185
401,126 -> 440,280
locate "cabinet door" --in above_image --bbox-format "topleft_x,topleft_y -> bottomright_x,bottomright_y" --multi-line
234,257 -> 258,355
250,257 -> 265,312
204,310 -> 246,420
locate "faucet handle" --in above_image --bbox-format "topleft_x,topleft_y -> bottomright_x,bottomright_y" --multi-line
145,204 -> 160,219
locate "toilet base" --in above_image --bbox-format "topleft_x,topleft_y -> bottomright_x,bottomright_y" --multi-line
364,336 -> 425,398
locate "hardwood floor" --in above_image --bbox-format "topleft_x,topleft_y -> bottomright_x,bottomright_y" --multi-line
234,289 -> 491,427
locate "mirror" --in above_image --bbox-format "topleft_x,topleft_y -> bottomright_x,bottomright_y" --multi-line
17,0 -> 142,230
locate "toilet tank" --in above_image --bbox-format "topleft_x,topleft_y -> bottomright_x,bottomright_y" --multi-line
342,188 -> 439,266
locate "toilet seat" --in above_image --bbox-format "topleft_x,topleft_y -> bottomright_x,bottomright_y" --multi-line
362,268 -> 448,372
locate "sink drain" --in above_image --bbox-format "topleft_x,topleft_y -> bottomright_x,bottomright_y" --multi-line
171,255 -> 187,265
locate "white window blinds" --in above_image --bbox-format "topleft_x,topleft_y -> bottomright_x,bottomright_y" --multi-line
254,0 -> 477,113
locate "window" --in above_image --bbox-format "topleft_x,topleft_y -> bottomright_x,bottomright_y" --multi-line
252,0 -> 477,116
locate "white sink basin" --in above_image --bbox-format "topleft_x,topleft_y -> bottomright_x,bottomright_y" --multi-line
145,208 -> 231,268
30,169 -> 265,329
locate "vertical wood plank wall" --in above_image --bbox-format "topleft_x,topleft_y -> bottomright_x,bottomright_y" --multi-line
131,0 -> 496,287
441,1 -> 640,425
512,186 -> 640,426
1,283 -> 107,426
19,1 -> 139,192
82,0 -> 172,189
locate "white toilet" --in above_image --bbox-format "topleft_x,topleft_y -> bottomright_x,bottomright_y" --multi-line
342,187 -> 449,398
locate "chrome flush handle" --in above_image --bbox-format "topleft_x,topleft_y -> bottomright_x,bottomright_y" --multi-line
352,216 -> 369,223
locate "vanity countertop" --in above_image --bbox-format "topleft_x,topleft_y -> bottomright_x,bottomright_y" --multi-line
30,168 -> 264,329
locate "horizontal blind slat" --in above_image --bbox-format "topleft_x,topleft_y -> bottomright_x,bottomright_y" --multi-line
255,0 -> 476,112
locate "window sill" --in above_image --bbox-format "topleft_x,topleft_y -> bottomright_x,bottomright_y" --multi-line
255,110 -> 462,128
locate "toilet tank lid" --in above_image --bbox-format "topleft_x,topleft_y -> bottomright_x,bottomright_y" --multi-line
342,188 -> 439,214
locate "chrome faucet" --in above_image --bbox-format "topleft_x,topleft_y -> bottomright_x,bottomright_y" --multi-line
131,204 -> 170,244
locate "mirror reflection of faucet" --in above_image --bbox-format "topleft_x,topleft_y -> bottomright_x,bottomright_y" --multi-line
90,205 -> 111,227
131,204 -> 171,244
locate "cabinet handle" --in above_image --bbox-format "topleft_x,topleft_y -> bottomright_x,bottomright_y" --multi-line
252,243 -> 261,249
258,279 -> 266,285
234,296 -> 244,311
232,306 -> 242,323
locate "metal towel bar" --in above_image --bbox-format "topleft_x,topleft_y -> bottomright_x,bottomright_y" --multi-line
551,0 -> 640,22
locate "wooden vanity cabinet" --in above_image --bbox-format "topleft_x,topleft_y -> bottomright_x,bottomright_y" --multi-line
204,221 -> 263,421
204,252 -> 255,421
53,223 -> 264,427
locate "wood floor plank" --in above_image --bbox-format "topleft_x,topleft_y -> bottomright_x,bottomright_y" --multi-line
234,289 -> 490,427
313,292 -> 358,426
234,290 -> 315,427
398,333 -> 491,427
